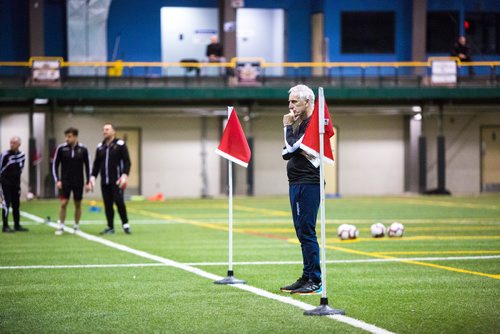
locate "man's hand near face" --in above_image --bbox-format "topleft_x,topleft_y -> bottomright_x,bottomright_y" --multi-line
283,111 -> 297,126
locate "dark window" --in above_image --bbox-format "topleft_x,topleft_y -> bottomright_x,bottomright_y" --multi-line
465,13 -> 500,55
426,11 -> 459,53
341,12 -> 395,54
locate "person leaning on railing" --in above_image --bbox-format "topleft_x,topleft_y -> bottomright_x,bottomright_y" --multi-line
451,36 -> 475,76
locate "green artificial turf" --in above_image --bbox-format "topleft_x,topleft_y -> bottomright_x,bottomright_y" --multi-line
1,195 -> 499,333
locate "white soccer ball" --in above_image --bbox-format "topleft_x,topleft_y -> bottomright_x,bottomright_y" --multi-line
337,224 -> 358,240
388,222 -> 405,237
347,224 -> 359,239
370,223 -> 386,238
27,192 -> 34,201
337,224 -> 351,240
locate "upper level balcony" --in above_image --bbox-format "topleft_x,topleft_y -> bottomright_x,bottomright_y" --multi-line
1,58 -> 499,107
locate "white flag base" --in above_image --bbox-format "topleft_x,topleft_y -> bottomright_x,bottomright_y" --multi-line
304,297 -> 345,316
214,270 -> 246,285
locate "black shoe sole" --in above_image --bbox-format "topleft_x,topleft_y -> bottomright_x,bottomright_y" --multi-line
290,290 -> 320,295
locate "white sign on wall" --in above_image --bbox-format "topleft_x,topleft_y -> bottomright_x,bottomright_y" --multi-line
431,60 -> 457,85
29,59 -> 61,86
231,0 -> 244,8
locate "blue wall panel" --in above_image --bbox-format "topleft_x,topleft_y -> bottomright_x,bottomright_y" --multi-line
107,1 -> 218,62
0,0 -> 29,62
323,0 -> 413,62
1,0 -> 499,69
44,0 -> 67,58
106,0 -> 311,63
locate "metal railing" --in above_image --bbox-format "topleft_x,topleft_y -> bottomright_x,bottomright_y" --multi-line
1,57 -> 499,88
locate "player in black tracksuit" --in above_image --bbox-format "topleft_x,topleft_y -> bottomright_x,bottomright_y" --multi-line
0,136 -> 28,232
279,85 -> 321,295
90,123 -> 131,235
52,127 -> 91,234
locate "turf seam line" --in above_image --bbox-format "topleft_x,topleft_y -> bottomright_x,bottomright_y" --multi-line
20,211 -> 394,334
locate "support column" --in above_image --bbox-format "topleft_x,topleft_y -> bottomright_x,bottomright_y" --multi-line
201,116 -> 209,198
404,113 -> 423,193
412,0 -> 427,75
28,107 -> 37,197
29,0 -> 45,56
418,135 -> 427,194
45,102 -> 56,198
244,107 -> 254,196
219,0 -> 237,62
435,104 -> 451,194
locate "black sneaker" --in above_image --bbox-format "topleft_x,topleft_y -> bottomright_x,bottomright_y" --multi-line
290,279 -> 322,295
280,277 -> 308,292
2,226 -> 15,233
123,223 -> 131,235
100,227 -> 115,235
14,225 -> 29,232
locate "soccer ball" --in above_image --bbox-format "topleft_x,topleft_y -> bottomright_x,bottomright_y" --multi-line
370,223 -> 386,238
347,225 -> 359,239
337,224 -> 359,240
27,192 -> 34,201
387,222 -> 405,237
337,224 -> 350,240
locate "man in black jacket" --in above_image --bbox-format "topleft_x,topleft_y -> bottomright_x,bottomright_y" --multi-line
206,35 -> 223,62
0,136 -> 28,232
451,36 -> 474,75
90,123 -> 131,235
52,127 -> 91,235
279,85 -> 322,295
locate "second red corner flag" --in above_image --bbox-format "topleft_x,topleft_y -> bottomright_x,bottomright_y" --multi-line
300,98 -> 335,165
215,107 -> 251,168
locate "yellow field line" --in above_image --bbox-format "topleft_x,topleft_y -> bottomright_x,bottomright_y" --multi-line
399,226 -> 500,231
389,198 -> 500,210
126,205 -> 500,280
218,204 -> 500,223
374,235 -> 500,241
323,236 -> 500,243
233,205 -> 290,217
324,244 -> 500,280
375,250 -> 500,255
126,207 -> 229,232
247,226 -> 500,233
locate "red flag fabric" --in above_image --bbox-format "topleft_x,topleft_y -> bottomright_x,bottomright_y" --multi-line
215,107 -> 251,168
300,99 -> 335,165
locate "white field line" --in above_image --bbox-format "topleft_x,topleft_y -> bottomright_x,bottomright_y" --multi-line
18,220 -> 183,226
19,211 -> 394,334
3,255 -> 500,270
0,263 -> 165,269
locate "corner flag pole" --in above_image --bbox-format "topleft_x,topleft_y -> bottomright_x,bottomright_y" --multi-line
318,87 -> 328,301
304,88 -> 345,316
214,107 -> 246,285
228,160 -> 234,273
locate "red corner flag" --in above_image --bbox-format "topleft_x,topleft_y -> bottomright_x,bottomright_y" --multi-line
300,98 -> 335,165
215,107 -> 251,168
